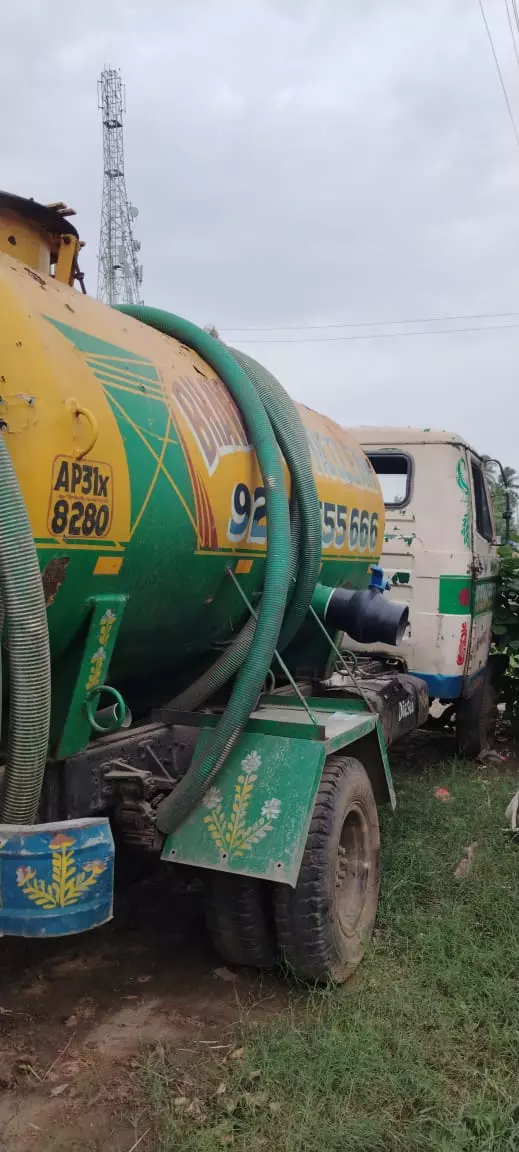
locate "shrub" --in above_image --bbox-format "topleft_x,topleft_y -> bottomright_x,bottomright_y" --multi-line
491,544 -> 519,731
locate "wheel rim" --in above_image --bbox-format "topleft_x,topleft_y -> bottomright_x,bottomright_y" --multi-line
335,802 -> 371,937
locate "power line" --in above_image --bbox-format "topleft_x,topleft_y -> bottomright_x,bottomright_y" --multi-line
231,320 -> 519,345
512,0 -> 519,39
479,0 -> 519,148
504,0 -> 519,69
219,309 -> 519,333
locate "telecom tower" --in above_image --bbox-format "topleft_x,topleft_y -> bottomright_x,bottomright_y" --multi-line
97,67 -> 143,305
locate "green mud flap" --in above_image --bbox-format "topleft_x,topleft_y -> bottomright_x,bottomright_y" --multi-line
0,818 -> 114,938
161,702 -> 394,888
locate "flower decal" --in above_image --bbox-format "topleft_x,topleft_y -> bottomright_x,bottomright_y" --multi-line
202,750 -> 282,860
16,866 -> 35,886
83,860 -> 106,877
456,458 -> 471,547
203,787 -> 223,811
86,647 -> 106,692
16,836 -> 106,910
99,610 -> 117,646
261,798 -> 281,821
49,833 -> 75,850
241,751 -> 261,776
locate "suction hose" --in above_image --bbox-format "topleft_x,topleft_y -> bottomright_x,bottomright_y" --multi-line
0,431 -> 51,824
230,350 -> 321,649
171,349 -> 321,711
173,507 -> 301,712
117,306 -> 304,834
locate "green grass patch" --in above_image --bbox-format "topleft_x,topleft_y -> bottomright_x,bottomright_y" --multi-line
142,759 -> 519,1151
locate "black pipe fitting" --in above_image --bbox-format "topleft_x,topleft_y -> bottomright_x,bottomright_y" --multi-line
324,586 -> 409,647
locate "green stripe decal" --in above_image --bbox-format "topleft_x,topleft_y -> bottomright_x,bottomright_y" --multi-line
439,575 -> 498,616
43,316 -> 156,363
473,577 -> 497,617
439,575 -> 472,615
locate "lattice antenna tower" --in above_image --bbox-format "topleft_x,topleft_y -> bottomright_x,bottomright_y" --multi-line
97,67 -> 143,305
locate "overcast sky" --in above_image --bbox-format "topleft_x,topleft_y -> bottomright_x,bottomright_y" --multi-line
3,0 -> 519,468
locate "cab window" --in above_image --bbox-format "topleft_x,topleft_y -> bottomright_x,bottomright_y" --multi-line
366,452 -> 412,508
471,460 -> 494,542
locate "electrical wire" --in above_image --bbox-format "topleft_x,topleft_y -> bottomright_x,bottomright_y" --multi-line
219,309 -> 519,333
512,0 -> 519,39
479,0 -> 519,147
220,6 -> 519,351
231,320 -> 519,345
504,0 -> 519,68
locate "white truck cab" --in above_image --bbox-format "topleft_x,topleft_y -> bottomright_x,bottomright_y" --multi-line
348,427 -> 499,757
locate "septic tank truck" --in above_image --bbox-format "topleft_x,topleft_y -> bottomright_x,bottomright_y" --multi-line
0,192 -> 428,983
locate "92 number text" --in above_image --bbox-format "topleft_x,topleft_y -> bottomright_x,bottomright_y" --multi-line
228,482 -> 379,553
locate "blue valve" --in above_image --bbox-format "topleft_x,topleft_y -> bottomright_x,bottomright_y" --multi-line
369,564 -> 391,592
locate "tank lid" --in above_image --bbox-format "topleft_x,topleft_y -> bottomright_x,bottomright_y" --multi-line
0,191 -> 79,240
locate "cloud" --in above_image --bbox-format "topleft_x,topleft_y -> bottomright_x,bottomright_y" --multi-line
1,0 -> 518,465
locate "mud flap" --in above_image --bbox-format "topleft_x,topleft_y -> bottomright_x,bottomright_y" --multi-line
161,702 -> 394,888
0,817 -> 114,937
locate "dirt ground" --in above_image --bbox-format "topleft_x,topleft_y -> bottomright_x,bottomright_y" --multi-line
0,869 -> 283,1152
1,727 -> 513,1151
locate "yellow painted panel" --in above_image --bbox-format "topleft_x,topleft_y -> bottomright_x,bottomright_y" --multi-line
93,555 -> 123,576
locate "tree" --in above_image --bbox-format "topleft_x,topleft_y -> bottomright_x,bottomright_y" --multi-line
484,461 -> 519,540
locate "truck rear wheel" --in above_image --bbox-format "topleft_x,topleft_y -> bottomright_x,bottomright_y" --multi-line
205,873 -> 276,968
456,667 -> 497,759
273,754 -> 380,984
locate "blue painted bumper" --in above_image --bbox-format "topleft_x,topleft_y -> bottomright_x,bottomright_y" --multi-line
412,673 -> 463,700
0,818 -> 114,938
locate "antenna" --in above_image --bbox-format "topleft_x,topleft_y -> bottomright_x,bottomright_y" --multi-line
97,67 -> 143,305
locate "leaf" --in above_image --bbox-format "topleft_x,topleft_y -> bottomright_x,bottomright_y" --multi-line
244,1090 -> 269,1108
50,1083 -> 69,1097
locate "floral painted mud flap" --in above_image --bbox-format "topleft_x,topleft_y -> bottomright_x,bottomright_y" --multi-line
162,730 -> 326,887
0,818 -> 114,937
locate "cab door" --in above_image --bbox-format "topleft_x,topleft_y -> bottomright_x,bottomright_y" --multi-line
465,454 -> 498,684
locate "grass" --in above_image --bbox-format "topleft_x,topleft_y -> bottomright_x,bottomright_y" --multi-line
141,757 -> 519,1151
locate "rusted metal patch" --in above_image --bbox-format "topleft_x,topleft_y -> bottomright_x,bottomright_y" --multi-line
42,556 -> 70,606
24,267 -> 47,288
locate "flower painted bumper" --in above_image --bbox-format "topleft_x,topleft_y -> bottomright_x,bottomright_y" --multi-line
0,818 -> 114,937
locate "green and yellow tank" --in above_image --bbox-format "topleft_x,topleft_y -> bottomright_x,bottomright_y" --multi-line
0,192 -> 384,750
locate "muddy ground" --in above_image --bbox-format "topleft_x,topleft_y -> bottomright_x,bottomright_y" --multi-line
0,870 -> 284,1151
0,728 -> 513,1151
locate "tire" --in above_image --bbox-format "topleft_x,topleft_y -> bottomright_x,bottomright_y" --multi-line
205,873 -> 276,968
456,667 -> 497,759
273,754 -> 380,984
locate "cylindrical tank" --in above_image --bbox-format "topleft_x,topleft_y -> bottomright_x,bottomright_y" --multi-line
0,194 -> 384,747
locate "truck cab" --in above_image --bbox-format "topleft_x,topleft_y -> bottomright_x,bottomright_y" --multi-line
348,428 -> 499,757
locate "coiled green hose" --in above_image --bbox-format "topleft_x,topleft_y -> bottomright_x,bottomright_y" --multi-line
229,350 -> 321,650
0,432 -> 51,824
117,306 -> 293,834
172,350 -> 321,712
